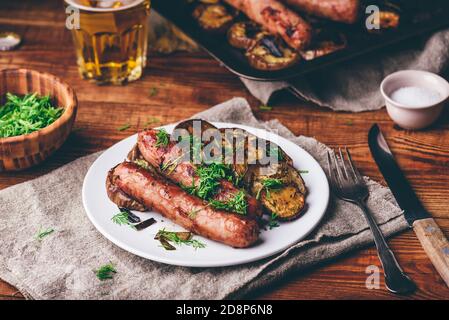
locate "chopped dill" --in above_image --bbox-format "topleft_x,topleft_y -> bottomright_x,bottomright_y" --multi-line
209,190 -> 248,215
95,263 -> 117,281
155,128 -> 170,147
111,211 -> 136,230
156,229 -> 206,250
118,123 -> 131,131
257,178 -> 284,199
268,213 -> 280,230
36,228 -> 54,240
0,93 -> 63,138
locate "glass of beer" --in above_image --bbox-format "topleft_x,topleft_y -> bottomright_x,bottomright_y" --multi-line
64,0 -> 151,85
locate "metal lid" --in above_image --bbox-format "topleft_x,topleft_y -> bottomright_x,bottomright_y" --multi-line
0,32 -> 22,51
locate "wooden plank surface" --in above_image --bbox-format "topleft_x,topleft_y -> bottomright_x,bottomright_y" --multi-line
0,0 -> 448,300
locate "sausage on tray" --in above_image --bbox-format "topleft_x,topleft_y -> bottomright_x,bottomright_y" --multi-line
223,0 -> 312,50
137,129 -> 263,219
282,0 -> 360,24
112,162 -> 260,248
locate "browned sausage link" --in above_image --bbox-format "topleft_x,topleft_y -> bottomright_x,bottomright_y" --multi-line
113,162 -> 260,248
282,0 -> 360,24
224,0 -> 312,50
106,167 -> 148,212
137,129 -> 263,219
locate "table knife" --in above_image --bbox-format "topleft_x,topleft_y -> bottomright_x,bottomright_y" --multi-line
368,124 -> 449,288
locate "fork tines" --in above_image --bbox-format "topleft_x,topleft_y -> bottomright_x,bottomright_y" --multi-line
327,148 -> 363,190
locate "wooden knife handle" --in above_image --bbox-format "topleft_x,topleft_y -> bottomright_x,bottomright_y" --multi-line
413,218 -> 449,287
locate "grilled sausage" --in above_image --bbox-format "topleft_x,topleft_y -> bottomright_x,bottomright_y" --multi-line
112,162 -> 259,248
282,0 -> 360,24
223,0 -> 312,50
106,167 -> 148,211
137,129 -> 263,219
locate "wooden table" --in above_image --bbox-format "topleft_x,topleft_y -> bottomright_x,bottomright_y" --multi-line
1,0 -> 449,300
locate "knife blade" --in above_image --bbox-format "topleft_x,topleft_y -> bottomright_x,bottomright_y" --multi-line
368,124 -> 430,226
368,124 -> 449,288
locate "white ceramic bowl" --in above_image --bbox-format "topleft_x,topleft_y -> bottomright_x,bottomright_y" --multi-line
380,70 -> 449,130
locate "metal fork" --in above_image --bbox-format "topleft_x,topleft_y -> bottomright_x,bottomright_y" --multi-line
327,148 -> 416,295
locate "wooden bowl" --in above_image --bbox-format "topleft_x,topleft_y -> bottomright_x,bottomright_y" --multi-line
0,69 -> 78,172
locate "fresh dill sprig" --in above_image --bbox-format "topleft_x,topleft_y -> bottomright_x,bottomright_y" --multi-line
209,190 -> 248,215
0,93 -> 63,138
134,159 -> 149,170
156,229 -> 206,250
259,104 -> 273,111
111,211 -> 136,229
256,178 -> 284,199
160,153 -> 185,174
145,116 -> 161,126
187,208 -> 201,219
95,263 -> 117,281
36,228 -> 54,240
268,213 -> 280,230
195,163 -> 233,200
155,128 -> 170,147
118,123 -> 131,131
149,87 -> 158,97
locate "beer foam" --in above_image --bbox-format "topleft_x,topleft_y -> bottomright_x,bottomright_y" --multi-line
65,0 -> 145,12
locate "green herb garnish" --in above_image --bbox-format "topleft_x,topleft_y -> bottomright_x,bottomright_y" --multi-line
156,229 -> 206,250
0,93 -> 63,138
187,208 -> 201,219
118,123 -> 131,131
134,159 -> 149,170
111,211 -> 136,229
36,228 -> 54,240
145,116 -> 161,126
195,163 -> 232,200
160,152 -> 185,174
268,213 -> 280,230
149,87 -> 158,97
257,178 -> 284,199
259,104 -> 273,111
209,190 -> 248,215
155,128 -> 170,148
95,263 -> 117,281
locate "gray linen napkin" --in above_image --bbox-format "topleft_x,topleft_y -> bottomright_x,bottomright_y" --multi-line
242,29 -> 449,112
0,98 -> 408,300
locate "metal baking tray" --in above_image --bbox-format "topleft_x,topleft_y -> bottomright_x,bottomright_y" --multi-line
153,0 -> 449,81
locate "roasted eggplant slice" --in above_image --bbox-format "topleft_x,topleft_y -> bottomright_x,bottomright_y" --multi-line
192,3 -> 235,33
246,163 -> 307,221
366,1 -> 400,33
227,21 -> 268,50
174,119 -> 218,137
300,29 -> 347,61
246,35 -> 299,71
106,167 -> 148,212
377,11 -> 400,30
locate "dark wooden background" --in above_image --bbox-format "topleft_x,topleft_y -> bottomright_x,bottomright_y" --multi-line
1,0 -> 448,300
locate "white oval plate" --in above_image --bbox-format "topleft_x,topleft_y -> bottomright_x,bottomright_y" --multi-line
82,122 -> 329,267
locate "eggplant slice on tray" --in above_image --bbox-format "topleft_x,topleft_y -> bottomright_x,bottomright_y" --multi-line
245,35 -> 300,71
192,2 -> 236,33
